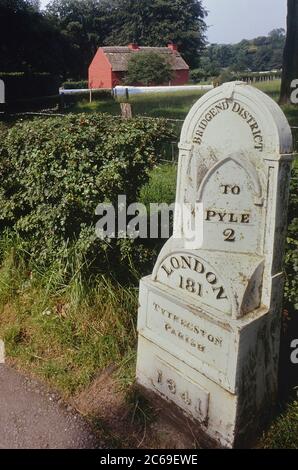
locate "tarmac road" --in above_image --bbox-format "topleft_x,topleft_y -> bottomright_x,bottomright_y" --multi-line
0,364 -> 101,449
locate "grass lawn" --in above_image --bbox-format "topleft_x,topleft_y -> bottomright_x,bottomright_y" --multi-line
70,80 -> 298,152
254,79 -> 298,151
254,79 -> 282,101
71,88 -> 207,121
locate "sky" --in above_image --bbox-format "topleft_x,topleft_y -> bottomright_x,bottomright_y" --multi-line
39,0 -> 287,44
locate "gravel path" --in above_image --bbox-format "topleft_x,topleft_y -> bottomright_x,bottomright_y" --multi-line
0,364 -> 101,449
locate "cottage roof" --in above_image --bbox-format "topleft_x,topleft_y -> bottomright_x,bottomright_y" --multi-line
102,46 -> 189,72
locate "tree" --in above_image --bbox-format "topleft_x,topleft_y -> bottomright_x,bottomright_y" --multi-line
46,0 -> 113,77
45,0 -> 206,75
0,0 -> 71,75
98,0 -> 207,68
199,30 -> 285,78
126,52 -> 173,85
280,0 -> 298,104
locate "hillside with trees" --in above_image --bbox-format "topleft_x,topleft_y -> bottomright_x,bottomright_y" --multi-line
194,29 -> 285,80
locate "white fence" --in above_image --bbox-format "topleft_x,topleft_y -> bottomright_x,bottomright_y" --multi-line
113,84 -> 213,98
59,85 -> 214,98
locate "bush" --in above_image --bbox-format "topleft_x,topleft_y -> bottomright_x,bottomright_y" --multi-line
190,68 -> 206,83
62,80 -> 88,90
0,114 -> 175,279
126,52 -> 173,86
216,69 -> 238,85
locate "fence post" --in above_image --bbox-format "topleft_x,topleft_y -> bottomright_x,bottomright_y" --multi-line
120,102 -> 132,119
59,89 -> 65,112
0,79 -> 5,114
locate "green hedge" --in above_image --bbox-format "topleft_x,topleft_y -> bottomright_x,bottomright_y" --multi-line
62,80 -> 88,89
0,114 -> 175,279
0,73 -> 60,103
5,95 -> 60,113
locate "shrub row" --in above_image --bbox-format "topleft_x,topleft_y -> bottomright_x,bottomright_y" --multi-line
62,80 -> 88,89
0,72 -> 60,103
5,95 -> 60,113
0,114 -> 175,280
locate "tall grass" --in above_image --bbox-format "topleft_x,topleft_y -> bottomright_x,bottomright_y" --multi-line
127,90 -> 206,120
253,79 -> 281,101
260,401 -> 298,449
71,89 -> 207,121
0,230 -> 138,395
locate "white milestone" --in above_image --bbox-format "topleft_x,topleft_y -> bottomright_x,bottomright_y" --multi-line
136,81 -> 294,448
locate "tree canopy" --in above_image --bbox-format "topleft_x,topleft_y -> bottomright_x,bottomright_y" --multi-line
0,0 -> 290,83
45,0 -> 207,74
0,0 -> 73,75
126,52 -> 173,86
1,0 -> 206,78
103,0 -> 207,68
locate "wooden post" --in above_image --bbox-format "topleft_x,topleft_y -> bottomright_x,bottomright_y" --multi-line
120,102 -> 132,119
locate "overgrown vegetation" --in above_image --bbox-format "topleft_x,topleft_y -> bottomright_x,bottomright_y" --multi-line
0,230 -> 138,394
0,114 -> 174,276
260,401 -> 298,449
0,114 -> 175,394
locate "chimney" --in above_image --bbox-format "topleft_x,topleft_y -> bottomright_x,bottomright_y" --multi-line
128,43 -> 139,50
168,43 -> 178,52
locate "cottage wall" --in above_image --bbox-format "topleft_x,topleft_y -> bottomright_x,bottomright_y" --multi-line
88,48 -> 112,89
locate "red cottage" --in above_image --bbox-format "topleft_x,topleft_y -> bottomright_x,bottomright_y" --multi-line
88,43 -> 189,89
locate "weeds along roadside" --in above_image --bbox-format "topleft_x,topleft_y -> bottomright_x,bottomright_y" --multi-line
0,228 -> 139,395
0,114 -> 176,395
